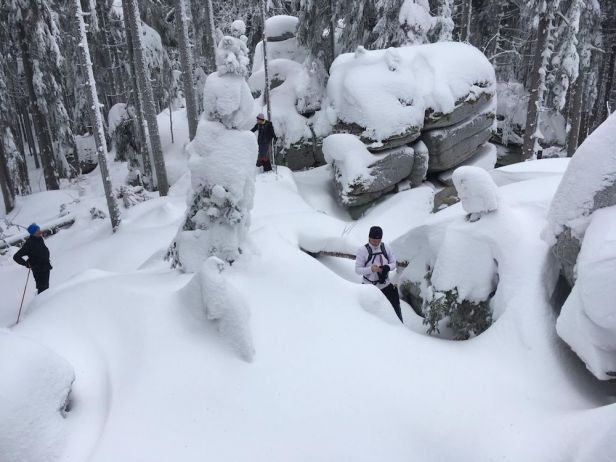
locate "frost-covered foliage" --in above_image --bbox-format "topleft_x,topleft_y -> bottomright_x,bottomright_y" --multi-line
326,42 -> 496,143
9,0 -> 78,178
398,0 -> 433,44
556,207 -> 616,380
0,329 -> 74,462
107,103 -> 144,185
215,36 -> 250,77
198,257 -> 255,361
544,112 -> 616,245
452,166 -> 499,221
170,35 -> 257,271
230,19 -> 247,38
115,185 -> 150,209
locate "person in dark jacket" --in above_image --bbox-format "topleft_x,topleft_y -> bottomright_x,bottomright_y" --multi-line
13,223 -> 53,294
251,113 -> 277,172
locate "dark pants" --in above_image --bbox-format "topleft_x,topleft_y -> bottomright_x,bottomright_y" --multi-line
257,143 -> 273,172
381,283 -> 402,322
33,270 -> 50,294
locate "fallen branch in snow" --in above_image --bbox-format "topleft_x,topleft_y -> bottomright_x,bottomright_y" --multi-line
0,216 -> 76,253
301,248 -> 409,268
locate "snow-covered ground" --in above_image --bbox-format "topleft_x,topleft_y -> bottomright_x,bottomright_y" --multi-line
1,110 -> 615,462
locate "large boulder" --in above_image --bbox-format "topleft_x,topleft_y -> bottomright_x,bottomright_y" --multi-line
422,109 -> 495,172
326,43 -> 496,157
543,112 -> 616,287
323,134 -> 415,209
556,207 -> 616,380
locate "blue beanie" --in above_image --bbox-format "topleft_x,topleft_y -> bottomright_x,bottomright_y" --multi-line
27,223 -> 40,235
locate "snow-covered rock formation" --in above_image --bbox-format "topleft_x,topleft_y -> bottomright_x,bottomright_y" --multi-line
543,112 -> 616,380
249,15 -> 326,170
169,35 -> 257,272
322,42 -> 496,213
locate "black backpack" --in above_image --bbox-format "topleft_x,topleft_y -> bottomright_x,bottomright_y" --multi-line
364,243 -> 389,266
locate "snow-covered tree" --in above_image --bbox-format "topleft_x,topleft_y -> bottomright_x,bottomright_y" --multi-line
521,0 -> 562,160
168,35 -> 257,271
72,0 -> 121,230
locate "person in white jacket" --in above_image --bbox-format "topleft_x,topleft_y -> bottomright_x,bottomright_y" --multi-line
355,226 -> 402,322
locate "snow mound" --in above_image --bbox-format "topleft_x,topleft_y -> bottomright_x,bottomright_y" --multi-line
264,15 -> 299,39
452,165 -> 499,217
556,206 -> 616,380
544,112 -> 616,244
198,257 -> 254,361
0,329 -> 74,462
203,72 -> 255,130
327,42 -> 496,142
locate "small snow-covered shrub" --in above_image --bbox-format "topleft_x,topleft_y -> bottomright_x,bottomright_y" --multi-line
452,166 -> 499,221
90,207 -> 106,220
115,185 -> 150,209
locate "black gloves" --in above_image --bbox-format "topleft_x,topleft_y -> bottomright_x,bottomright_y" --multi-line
378,265 -> 390,284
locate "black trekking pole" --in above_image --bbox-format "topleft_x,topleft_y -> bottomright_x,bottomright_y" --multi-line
16,268 -> 31,325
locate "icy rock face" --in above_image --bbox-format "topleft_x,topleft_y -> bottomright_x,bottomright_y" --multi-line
323,134 -> 415,209
544,112 -> 616,286
170,36 -> 257,272
249,15 -> 325,171
327,42 -> 496,156
0,329 -> 75,462
556,207 -> 616,380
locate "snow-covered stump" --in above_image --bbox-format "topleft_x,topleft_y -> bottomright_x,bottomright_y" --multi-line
0,330 -> 75,462
452,166 -> 499,222
168,35 -> 257,272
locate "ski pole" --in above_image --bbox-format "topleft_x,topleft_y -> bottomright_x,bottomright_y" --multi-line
16,268 -> 30,325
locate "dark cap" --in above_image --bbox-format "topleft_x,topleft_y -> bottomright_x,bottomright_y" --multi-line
369,226 -> 383,239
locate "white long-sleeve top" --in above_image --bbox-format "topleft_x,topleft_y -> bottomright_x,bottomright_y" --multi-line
355,242 -> 397,289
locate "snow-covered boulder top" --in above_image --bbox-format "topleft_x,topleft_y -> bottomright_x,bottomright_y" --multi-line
544,112 -> 616,244
265,15 -> 299,41
327,42 -> 496,143
0,329 -> 74,462
452,165 -> 499,216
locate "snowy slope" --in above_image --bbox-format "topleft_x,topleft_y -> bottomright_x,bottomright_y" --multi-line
2,111 -> 615,462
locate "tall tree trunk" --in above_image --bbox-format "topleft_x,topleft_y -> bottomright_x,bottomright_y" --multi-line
260,0 -> 272,122
567,71 -> 585,157
522,13 -> 551,161
203,0 -> 217,71
73,0 -> 121,230
596,44 -> 616,127
123,0 -> 154,190
0,138 -> 14,214
21,108 -> 40,169
328,0 -> 336,70
459,0 -> 472,43
176,0 -> 199,141
126,0 -> 169,196
18,24 -> 59,190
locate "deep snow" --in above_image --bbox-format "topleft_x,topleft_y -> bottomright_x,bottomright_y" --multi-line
1,108 -> 616,462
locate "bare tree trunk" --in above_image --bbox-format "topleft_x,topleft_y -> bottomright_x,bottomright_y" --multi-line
123,0 -> 154,191
21,107 -> 39,169
596,44 -> 616,128
73,0 -> 121,230
0,136 -> 15,213
203,0 -> 217,71
459,0 -> 472,43
176,0 -> 199,141
127,0 -> 169,196
522,13 -> 551,161
328,0 -> 336,70
567,71 -> 585,157
19,24 -> 59,190
260,0 -> 272,122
